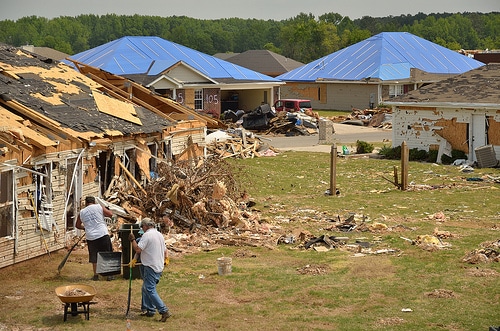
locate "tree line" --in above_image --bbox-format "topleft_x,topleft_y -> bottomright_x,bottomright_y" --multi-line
0,12 -> 498,63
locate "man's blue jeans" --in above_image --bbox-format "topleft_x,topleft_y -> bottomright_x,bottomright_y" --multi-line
140,265 -> 168,314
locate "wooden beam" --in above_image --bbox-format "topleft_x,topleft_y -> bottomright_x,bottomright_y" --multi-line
0,136 -> 22,152
117,159 -> 147,195
0,98 -> 82,144
401,141 -> 409,191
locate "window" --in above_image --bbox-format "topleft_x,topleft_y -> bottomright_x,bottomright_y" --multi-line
299,101 -> 312,108
0,169 -> 14,237
389,85 -> 404,98
194,89 -> 203,110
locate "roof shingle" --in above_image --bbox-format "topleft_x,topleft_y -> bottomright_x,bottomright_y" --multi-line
389,63 -> 500,105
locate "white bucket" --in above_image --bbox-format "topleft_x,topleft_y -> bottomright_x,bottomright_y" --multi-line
217,257 -> 232,276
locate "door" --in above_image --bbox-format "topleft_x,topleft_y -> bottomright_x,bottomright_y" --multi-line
471,114 -> 487,161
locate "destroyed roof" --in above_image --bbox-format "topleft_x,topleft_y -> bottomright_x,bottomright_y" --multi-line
218,50 -> 304,77
0,44 -> 172,141
277,32 -> 485,82
387,63 -> 500,106
67,36 -> 280,82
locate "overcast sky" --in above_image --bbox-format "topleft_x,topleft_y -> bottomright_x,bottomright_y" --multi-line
0,0 -> 498,21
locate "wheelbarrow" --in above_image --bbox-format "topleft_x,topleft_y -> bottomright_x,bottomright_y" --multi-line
55,284 -> 97,321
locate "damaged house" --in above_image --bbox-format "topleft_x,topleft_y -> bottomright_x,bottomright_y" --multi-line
386,63 -> 500,165
67,36 -> 283,118
0,44 -> 207,268
277,32 -> 484,111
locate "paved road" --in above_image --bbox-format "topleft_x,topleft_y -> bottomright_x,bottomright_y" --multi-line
260,123 -> 392,152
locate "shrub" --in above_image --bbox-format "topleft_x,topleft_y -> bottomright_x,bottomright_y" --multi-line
378,145 -> 401,159
409,148 -> 428,161
356,140 -> 374,154
428,150 -> 438,163
441,149 -> 468,165
379,146 -> 467,164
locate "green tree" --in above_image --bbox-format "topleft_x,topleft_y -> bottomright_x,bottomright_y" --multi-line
0,12 -> 498,61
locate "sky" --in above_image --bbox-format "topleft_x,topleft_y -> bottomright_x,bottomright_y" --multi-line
0,0 -> 498,21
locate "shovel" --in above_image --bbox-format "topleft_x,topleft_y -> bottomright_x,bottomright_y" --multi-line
57,233 -> 85,274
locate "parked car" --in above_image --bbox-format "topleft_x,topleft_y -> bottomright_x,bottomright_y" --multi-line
273,99 -> 312,113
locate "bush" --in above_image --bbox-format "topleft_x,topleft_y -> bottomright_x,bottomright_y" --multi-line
356,140 -> 374,154
409,148 -> 428,161
378,145 -> 401,159
428,150 -> 438,163
379,146 -> 468,164
441,150 -> 468,165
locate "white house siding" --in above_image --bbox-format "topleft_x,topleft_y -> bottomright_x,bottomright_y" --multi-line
0,156 -> 70,268
171,129 -> 205,156
392,106 -> 500,162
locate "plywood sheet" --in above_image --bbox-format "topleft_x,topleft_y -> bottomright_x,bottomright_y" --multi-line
92,91 -> 142,125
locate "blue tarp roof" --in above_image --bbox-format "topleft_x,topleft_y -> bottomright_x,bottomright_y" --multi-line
277,32 -> 484,82
68,36 -> 279,82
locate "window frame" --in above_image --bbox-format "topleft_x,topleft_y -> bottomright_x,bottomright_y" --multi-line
0,168 -> 15,238
194,89 -> 203,110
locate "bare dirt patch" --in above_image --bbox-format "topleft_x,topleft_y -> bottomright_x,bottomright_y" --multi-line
424,288 -> 456,298
375,316 -> 405,327
296,264 -> 329,275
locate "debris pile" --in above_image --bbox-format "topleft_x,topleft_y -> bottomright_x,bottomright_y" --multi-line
263,111 -> 318,136
105,157 -> 254,230
223,104 -> 318,136
205,129 -> 279,158
95,156 -> 289,252
326,107 -> 392,129
461,240 -> 500,264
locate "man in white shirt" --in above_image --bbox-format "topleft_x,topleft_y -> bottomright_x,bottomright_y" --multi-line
76,196 -> 113,281
129,218 -> 171,322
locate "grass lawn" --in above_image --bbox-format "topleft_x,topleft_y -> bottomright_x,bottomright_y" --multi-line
0,152 -> 498,331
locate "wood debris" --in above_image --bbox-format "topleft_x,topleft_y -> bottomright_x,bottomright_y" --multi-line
206,130 -> 279,159
461,240 -> 500,264
96,156 -> 287,253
